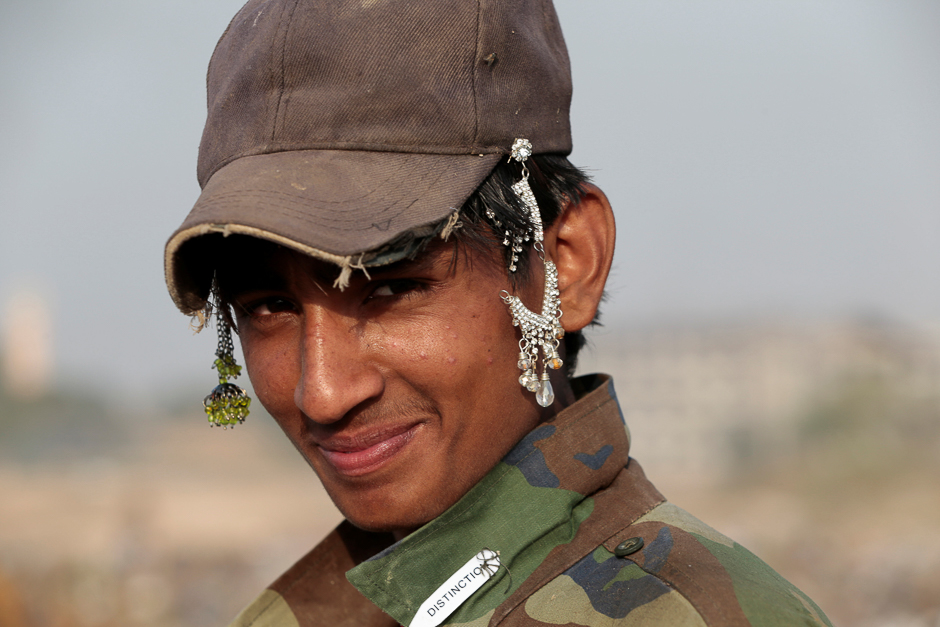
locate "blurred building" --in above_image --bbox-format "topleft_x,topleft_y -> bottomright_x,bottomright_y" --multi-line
1,289 -> 54,400
585,318 -> 940,485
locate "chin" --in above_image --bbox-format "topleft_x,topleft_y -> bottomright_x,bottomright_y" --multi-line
344,510 -> 427,536
335,492 -> 443,536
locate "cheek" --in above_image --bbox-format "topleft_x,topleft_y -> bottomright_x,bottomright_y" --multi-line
382,322 -> 465,380
386,307 -> 519,397
239,334 -> 300,418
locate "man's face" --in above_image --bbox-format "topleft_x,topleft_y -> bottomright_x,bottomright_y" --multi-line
222,239 -> 549,534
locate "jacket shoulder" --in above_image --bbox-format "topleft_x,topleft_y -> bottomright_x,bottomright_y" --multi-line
621,502 -> 831,626
521,556 -> 709,626
504,502 -> 832,626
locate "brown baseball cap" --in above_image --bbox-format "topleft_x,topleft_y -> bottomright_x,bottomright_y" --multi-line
165,0 -> 573,314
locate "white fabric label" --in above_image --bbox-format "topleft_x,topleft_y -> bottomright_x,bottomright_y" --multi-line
410,549 -> 501,627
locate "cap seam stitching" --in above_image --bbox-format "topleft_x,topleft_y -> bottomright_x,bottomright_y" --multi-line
205,6 -> 247,108
271,0 -> 302,143
471,0 -> 482,146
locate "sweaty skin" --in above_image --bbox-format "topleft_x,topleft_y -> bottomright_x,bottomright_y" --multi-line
221,239 -> 575,536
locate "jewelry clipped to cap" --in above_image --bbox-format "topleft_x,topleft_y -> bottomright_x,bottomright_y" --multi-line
497,139 -> 564,408
203,308 -> 251,428
485,139 -> 544,273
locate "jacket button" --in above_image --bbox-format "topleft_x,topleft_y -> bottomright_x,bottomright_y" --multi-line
614,537 -> 644,557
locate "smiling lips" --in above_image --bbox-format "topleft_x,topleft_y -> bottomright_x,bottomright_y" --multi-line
317,424 -> 421,476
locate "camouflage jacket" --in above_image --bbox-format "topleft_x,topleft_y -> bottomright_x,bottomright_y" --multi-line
230,375 -> 832,627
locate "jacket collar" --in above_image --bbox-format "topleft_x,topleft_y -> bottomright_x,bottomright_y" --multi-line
346,374 -> 630,626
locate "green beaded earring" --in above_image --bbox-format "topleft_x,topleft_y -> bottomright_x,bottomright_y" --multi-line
203,309 -> 251,428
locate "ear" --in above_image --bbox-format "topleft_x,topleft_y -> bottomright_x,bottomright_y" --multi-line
543,183 -> 616,332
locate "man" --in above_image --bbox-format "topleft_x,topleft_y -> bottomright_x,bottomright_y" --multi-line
165,1 -> 832,625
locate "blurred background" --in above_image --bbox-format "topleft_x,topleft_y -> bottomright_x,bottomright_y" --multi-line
1,1 -> 939,625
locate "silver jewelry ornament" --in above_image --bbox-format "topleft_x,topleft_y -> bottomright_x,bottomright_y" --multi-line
492,138 -> 543,272
509,139 -> 543,248
500,260 -> 564,407
499,138 -> 565,407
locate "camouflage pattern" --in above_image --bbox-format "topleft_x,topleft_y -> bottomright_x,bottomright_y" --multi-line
228,375 -> 831,627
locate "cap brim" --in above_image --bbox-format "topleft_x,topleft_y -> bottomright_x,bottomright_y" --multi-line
165,149 -> 502,313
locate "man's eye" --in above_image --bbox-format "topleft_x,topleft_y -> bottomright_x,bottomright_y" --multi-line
241,297 -> 296,316
370,280 -> 422,299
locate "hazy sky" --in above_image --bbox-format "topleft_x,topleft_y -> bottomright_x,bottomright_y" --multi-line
1,0 -> 938,399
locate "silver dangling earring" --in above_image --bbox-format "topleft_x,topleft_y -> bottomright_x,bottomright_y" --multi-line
498,138 -> 565,408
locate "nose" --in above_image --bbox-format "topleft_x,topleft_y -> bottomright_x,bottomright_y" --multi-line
293,306 -> 384,424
